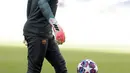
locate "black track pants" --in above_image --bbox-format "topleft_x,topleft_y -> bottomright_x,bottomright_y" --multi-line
24,36 -> 68,73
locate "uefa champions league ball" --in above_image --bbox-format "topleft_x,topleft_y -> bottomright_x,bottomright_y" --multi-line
77,59 -> 98,73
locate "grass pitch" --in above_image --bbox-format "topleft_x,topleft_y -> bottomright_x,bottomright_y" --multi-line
0,45 -> 130,73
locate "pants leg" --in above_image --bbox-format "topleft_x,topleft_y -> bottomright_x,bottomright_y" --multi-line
45,37 -> 68,73
25,36 -> 48,73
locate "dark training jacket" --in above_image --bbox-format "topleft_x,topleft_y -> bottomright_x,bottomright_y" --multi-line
23,0 -> 58,38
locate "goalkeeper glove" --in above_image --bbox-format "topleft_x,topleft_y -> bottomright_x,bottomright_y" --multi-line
49,18 -> 65,44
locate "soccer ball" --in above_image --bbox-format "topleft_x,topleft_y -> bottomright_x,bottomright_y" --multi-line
77,59 -> 98,73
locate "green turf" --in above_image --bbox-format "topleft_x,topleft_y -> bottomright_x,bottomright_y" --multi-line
0,45 -> 130,73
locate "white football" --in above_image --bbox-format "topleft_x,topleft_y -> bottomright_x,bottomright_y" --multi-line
77,59 -> 98,73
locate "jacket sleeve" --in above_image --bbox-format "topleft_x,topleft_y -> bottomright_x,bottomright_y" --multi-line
38,0 -> 54,21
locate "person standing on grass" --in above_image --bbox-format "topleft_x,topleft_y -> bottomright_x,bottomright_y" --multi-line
23,0 -> 68,73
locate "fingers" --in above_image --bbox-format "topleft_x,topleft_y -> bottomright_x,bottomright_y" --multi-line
56,39 -> 64,45
56,37 -> 65,45
56,40 -> 63,45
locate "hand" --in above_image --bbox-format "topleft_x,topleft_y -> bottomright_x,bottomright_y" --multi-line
49,18 -> 65,44
55,25 -> 65,44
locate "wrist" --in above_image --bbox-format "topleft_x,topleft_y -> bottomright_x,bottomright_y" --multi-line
49,18 -> 58,25
49,18 -> 60,31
